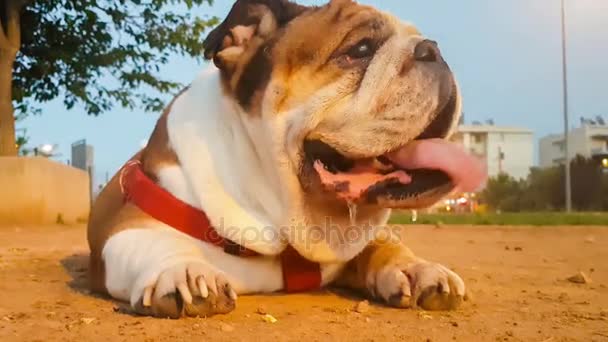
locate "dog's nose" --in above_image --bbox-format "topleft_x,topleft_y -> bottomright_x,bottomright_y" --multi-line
414,40 -> 441,63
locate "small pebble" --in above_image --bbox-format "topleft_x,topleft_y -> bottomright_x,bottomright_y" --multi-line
220,323 -> 234,332
256,306 -> 268,315
567,271 -> 591,284
354,300 -> 370,313
261,314 -> 278,323
80,317 -> 95,325
418,312 -> 433,320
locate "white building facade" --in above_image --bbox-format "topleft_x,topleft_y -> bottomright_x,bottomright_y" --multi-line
450,125 -> 534,180
539,123 -> 608,168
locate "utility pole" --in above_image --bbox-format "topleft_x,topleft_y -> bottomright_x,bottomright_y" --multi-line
560,0 -> 572,212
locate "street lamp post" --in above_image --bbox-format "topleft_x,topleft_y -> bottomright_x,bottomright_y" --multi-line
560,0 -> 572,212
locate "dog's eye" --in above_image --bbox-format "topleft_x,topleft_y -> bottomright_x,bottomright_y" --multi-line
346,39 -> 375,59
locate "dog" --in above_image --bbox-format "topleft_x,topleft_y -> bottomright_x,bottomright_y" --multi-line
88,0 -> 486,319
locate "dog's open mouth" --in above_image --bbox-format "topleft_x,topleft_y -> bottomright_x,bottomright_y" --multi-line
303,138 -> 487,209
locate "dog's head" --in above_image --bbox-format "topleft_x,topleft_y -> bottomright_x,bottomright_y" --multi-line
204,0 -> 485,262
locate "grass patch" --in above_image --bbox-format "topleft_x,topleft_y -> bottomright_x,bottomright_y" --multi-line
389,212 -> 608,226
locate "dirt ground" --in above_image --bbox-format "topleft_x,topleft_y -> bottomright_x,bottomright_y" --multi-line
0,224 -> 607,342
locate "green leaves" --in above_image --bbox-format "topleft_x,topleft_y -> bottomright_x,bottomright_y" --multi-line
481,156 -> 608,212
12,0 -> 217,116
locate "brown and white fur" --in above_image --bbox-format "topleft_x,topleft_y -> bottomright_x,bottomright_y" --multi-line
88,0 -> 466,318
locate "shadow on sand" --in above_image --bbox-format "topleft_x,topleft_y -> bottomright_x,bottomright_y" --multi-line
60,253 -> 134,314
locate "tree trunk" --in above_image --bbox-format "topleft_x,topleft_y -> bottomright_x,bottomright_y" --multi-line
0,1 -> 22,156
0,48 -> 17,156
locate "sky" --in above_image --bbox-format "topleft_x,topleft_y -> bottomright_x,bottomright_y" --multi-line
20,0 -> 608,186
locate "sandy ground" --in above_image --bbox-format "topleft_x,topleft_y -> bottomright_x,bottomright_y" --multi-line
0,224 -> 607,342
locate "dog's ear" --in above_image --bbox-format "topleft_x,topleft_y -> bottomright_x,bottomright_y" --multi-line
203,0 -> 309,69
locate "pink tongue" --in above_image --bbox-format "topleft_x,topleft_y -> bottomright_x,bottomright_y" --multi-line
387,138 -> 487,192
313,160 -> 411,202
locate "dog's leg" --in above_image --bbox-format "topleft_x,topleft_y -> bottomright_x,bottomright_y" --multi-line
102,227 -> 283,318
335,240 -> 465,310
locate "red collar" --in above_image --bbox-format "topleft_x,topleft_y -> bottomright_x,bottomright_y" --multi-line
119,160 -> 321,293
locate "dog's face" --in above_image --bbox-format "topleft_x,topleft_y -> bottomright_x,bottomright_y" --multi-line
204,0 -> 477,262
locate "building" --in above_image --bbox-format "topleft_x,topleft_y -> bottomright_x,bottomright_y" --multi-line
539,121 -> 608,168
71,140 -> 95,200
450,124 -> 534,180
71,140 -> 94,172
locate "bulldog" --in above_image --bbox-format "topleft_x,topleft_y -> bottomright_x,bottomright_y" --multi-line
87,0 -> 486,319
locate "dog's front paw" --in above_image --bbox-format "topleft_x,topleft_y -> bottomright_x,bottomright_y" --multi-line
371,260 -> 465,311
133,262 -> 237,318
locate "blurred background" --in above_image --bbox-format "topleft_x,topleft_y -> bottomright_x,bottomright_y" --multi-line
2,0 -> 608,224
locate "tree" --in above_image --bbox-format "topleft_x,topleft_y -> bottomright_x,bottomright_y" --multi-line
0,0 -> 218,156
522,166 -> 563,211
481,155 -> 608,212
570,155 -> 604,211
480,173 -> 523,212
